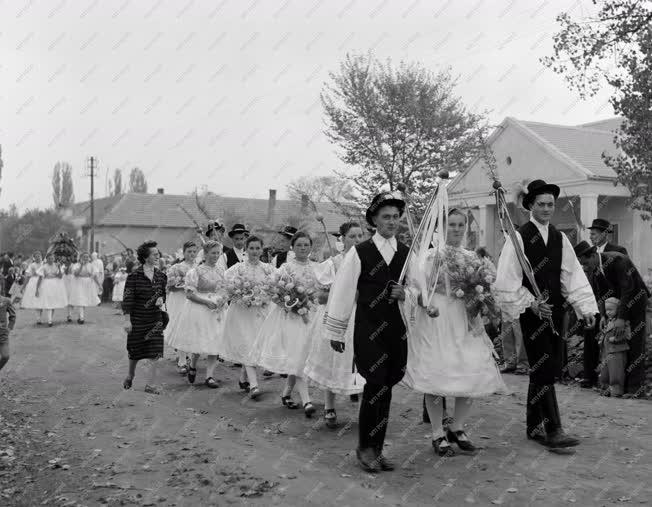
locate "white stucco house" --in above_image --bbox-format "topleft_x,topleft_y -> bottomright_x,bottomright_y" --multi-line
448,117 -> 651,275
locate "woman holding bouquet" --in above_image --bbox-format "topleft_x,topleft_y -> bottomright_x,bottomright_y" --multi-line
167,240 -> 227,388
34,252 -> 68,326
304,222 -> 366,428
403,208 -> 507,456
221,235 -> 275,399
69,252 -> 100,323
250,232 -> 322,417
164,241 -> 198,375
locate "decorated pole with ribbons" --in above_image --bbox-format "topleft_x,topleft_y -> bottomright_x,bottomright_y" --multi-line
492,179 -> 558,335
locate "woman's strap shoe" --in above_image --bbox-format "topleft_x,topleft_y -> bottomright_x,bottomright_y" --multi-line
447,430 -> 476,452
205,377 -> 219,389
432,436 -> 454,457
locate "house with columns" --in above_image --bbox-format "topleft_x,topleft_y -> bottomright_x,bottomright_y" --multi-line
448,117 -> 652,276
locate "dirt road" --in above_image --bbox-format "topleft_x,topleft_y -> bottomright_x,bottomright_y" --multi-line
1,305 -> 651,506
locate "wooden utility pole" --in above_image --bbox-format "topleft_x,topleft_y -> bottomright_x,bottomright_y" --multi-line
87,156 -> 97,252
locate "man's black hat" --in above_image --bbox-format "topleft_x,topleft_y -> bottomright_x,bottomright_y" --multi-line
228,223 -> 250,237
365,192 -> 405,227
574,240 -> 595,258
278,225 -> 298,239
588,218 -> 611,232
522,179 -> 561,210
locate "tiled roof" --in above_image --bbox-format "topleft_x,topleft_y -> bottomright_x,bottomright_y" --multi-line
577,117 -> 622,132
73,193 -> 355,233
518,120 -> 620,178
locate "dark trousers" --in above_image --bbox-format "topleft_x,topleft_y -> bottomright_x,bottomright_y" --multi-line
625,299 -> 648,395
359,383 -> 393,451
582,315 -> 601,383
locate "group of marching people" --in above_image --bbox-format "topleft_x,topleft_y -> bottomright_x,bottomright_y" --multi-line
19,251 -> 105,326
121,179 -> 603,473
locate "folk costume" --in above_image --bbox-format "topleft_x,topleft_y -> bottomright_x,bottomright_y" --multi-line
20,260 -> 42,311
223,224 -> 249,269
324,193 -> 409,472
304,253 -> 365,395
164,259 -> 195,371
69,261 -> 101,321
112,268 -> 128,302
34,262 -> 68,326
271,226 -> 297,269
493,180 -> 597,448
220,258 -> 275,396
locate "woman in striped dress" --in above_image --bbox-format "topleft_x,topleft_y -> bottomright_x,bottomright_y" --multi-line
122,241 -> 167,394
164,241 -> 198,375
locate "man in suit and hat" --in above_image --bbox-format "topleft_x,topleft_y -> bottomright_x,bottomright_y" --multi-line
579,219 -> 628,387
494,179 -> 598,448
324,192 -> 409,472
588,218 -> 628,256
574,240 -> 649,398
271,225 -> 297,269
222,224 -> 249,269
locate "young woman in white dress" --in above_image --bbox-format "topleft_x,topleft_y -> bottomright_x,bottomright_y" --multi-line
112,266 -> 128,305
69,252 -> 101,323
249,232 -> 323,417
221,235 -> 275,400
402,208 -> 507,456
34,252 -> 68,327
164,241 -> 198,375
304,222 -> 366,428
62,260 -> 75,323
20,251 -> 44,323
166,240 -> 227,388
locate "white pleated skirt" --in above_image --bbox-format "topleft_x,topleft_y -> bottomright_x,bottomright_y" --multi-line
69,277 -> 100,307
163,290 -> 188,344
33,278 -> 69,310
218,302 -> 272,365
166,294 -> 226,355
20,277 -> 40,309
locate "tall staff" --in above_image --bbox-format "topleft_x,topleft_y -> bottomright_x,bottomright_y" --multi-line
492,180 -> 558,335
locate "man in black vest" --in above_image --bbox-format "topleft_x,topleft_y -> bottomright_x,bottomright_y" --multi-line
589,218 -> 628,255
494,180 -> 597,448
325,193 -> 408,473
224,224 -> 249,268
574,241 -> 649,398
271,226 -> 297,268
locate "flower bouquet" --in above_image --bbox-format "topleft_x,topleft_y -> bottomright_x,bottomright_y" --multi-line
446,250 -> 501,333
226,273 -> 271,310
206,292 -> 228,321
266,271 -> 318,324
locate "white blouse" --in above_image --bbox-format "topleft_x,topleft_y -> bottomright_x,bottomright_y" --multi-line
492,220 -> 598,321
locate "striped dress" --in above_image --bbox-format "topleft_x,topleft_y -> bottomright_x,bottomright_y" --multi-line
122,266 -> 167,361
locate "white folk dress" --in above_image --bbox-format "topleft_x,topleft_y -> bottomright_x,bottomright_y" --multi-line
304,254 -> 365,395
163,261 -> 195,344
69,262 -> 101,307
219,260 -> 275,365
402,247 -> 508,397
21,261 -> 43,309
112,269 -> 127,302
166,263 -> 227,356
249,259 -> 323,376
34,263 -> 68,310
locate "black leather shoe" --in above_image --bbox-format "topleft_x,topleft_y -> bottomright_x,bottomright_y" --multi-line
376,453 -> 395,471
545,430 -> 580,448
432,436 -> 454,457
526,432 -> 547,446
447,430 -> 476,452
356,448 -> 380,473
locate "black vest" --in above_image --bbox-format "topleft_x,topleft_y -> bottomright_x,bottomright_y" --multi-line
225,248 -> 241,268
519,221 -> 564,307
355,238 -> 409,317
275,251 -> 289,269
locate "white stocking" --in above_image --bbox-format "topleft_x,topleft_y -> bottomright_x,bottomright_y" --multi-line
295,377 -> 310,406
77,306 -> 85,320
282,375 -> 296,398
425,394 -> 445,439
245,365 -> 258,389
450,397 -> 473,433
205,355 -> 217,379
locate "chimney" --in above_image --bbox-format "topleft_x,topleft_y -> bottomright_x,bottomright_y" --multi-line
157,188 -> 164,194
267,189 -> 277,223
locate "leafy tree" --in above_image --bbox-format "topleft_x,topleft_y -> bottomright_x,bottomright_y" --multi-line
52,162 -> 74,208
543,0 -> 652,218
321,53 -> 488,214
128,167 -> 148,193
110,169 -> 123,196
286,175 -> 361,219
0,208 -> 76,256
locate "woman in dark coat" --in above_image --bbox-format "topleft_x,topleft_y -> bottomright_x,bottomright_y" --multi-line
122,241 -> 167,394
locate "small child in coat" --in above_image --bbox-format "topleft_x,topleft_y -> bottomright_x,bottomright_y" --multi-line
597,297 -> 630,397
0,295 -> 17,371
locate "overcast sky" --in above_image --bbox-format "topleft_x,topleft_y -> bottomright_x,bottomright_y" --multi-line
0,0 -> 613,210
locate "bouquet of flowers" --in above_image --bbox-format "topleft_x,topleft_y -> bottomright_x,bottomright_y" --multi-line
225,273 -> 270,309
445,249 -> 501,332
266,271 -> 319,323
206,292 -> 228,321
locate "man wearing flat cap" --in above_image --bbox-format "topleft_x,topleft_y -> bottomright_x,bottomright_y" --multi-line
588,218 -> 628,256
574,240 -> 649,398
494,179 -> 598,448
325,192 -> 409,473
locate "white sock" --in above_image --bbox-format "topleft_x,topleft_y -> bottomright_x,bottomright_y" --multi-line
425,394 -> 445,440
46,309 -> 53,323
206,355 -> 217,379
245,365 -> 258,388
325,390 -> 336,411
450,397 -> 473,434
78,306 -> 85,320
295,377 -> 310,406
282,375 -> 296,398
